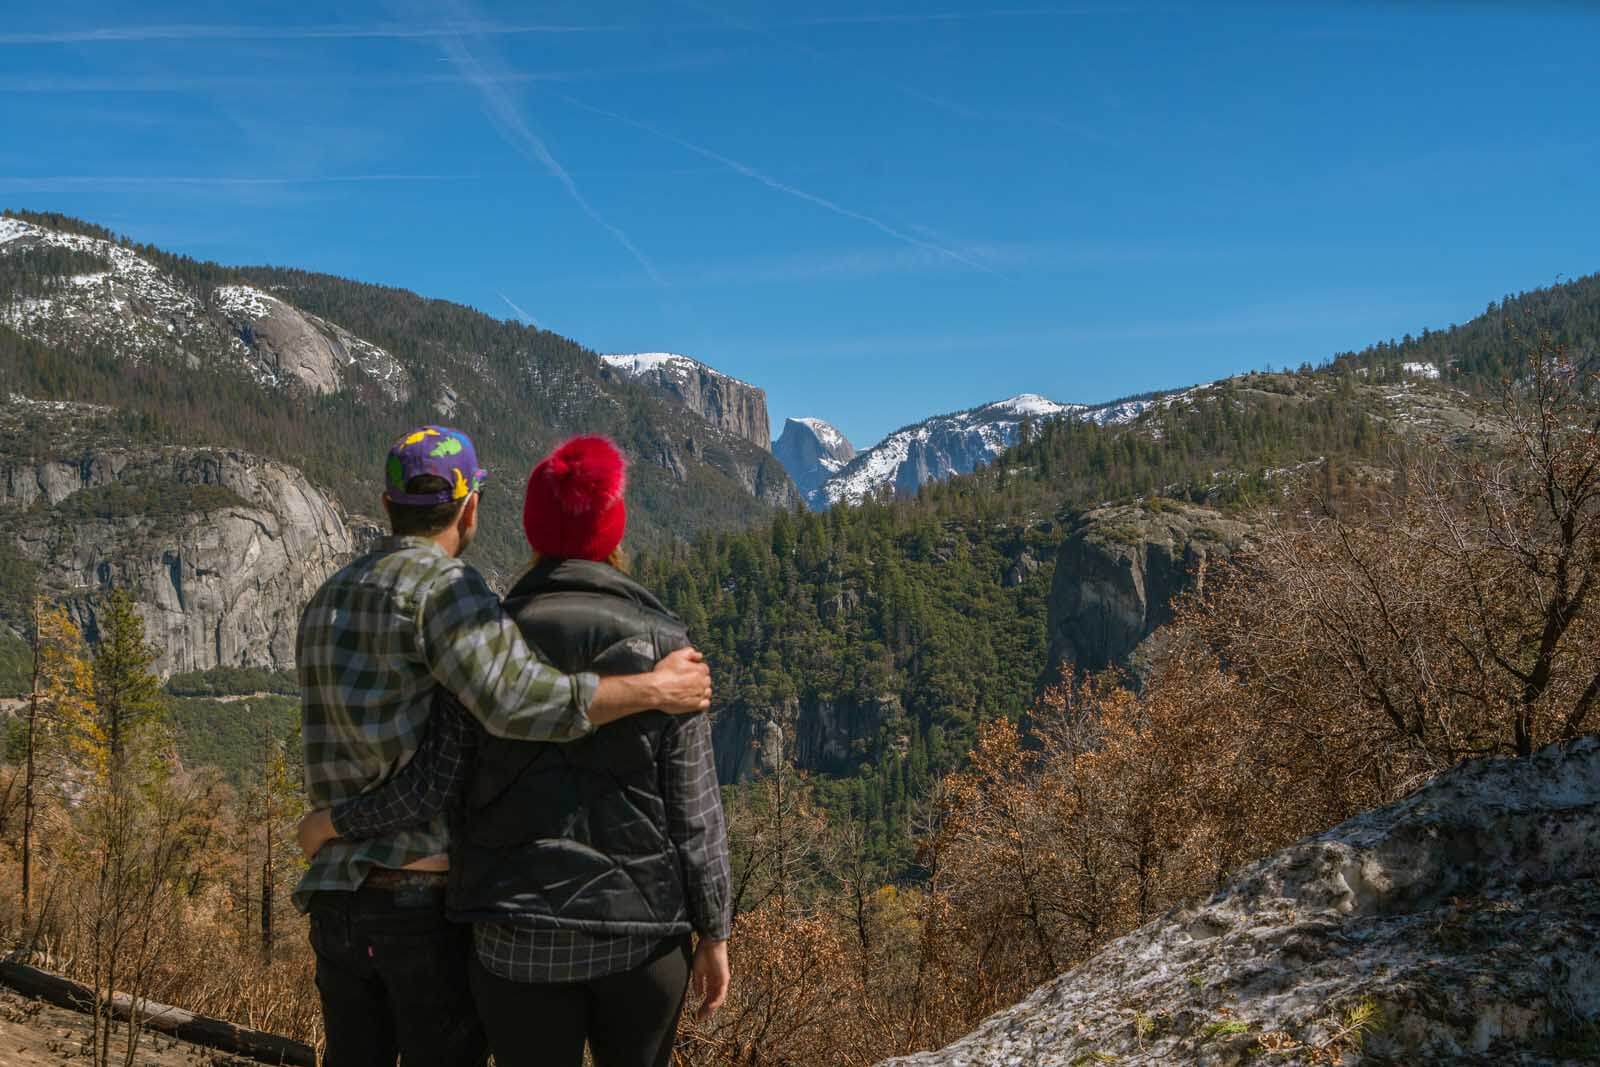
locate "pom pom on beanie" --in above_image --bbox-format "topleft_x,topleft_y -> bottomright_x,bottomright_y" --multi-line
522,435 -> 628,561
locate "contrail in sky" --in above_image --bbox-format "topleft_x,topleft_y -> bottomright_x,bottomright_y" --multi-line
438,32 -> 663,286
497,291 -> 538,327
561,95 -> 1000,278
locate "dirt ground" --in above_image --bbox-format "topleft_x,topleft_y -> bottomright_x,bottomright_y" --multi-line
0,987 -> 268,1066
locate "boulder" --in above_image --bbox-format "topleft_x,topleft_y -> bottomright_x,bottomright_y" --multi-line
882,735 -> 1600,1066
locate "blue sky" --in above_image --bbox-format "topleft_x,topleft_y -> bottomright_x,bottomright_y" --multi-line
4,2 -> 1598,449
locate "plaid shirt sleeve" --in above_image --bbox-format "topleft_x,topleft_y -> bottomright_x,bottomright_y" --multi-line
416,563 -> 601,742
329,693 -> 477,840
662,711 -> 732,940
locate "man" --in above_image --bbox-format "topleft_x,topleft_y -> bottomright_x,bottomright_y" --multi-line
294,425 -> 711,1067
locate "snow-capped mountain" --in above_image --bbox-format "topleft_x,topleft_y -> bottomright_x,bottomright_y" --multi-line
601,352 -> 772,451
815,393 -> 1158,508
0,216 -> 407,399
773,417 -> 856,500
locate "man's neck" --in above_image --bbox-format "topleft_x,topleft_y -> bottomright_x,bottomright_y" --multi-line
430,529 -> 461,558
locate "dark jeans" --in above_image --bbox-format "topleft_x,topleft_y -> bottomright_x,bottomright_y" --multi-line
469,935 -> 691,1067
308,884 -> 487,1067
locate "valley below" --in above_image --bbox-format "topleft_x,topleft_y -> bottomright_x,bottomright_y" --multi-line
0,208 -> 1597,1066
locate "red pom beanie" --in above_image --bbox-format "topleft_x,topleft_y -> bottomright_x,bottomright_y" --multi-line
522,435 -> 628,561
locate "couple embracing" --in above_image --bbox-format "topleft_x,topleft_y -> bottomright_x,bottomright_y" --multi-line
292,426 -> 731,1067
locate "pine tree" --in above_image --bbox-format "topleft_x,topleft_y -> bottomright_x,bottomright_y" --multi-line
21,599 -> 94,923
89,589 -> 167,780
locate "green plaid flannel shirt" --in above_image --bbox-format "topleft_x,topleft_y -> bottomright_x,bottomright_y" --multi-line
293,536 -> 599,910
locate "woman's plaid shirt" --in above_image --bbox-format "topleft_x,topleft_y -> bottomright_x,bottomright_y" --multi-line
293,536 -> 599,911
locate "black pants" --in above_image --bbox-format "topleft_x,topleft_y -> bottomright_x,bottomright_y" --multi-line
469,936 -> 691,1067
308,885 -> 487,1067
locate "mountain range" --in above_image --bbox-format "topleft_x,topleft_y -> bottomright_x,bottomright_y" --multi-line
0,210 -> 793,676
3,206 -> 1598,710
595,345 -> 1174,509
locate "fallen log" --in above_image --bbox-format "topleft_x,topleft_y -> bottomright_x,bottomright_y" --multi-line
0,959 -> 315,1066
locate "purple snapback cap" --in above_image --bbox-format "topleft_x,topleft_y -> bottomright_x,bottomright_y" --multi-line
383,426 -> 488,506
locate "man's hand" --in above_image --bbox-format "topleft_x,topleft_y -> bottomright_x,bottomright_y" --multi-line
652,648 -> 712,715
297,809 -> 339,860
588,647 -> 712,726
690,937 -> 729,1021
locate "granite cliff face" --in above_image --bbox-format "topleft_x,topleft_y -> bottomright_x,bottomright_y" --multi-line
602,353 -> 772,451
1047,501 -> 1252,676
600,352 -> 802,511
773,417 -> 856,504
0,398 -> 360,676
712,694 -> 909,783
884,735 -> 1600,1066
214,284 -> 409,400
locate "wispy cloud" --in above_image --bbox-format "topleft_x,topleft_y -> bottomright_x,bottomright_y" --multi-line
787,7 -> 1128,27
761,291 -> 1456,362
0,174 -> 459,191
497,291 -> 538,327
0,21 -> 625,45
435,15 -> 663,286
689,1 -> 1114,145
0,166 -> 731,194
561,94 -> 1000,277
0,8 -> 1119,46
0,54 -> 727,94
580,236 -> 1186,290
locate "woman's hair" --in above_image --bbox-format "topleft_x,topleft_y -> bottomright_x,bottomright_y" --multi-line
530,547 -> 629,574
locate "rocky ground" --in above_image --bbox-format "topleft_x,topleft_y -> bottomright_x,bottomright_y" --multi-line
884,735 -> 1600,1066
0,988 -> 265,1066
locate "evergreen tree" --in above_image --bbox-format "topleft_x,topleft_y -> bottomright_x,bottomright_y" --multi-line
89,589 -> 168,779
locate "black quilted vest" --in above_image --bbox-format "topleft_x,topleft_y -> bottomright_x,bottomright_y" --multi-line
446,558 -> 692,936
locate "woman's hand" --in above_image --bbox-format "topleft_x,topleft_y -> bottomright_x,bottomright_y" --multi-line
690,937 -> 730,1020
297,809 -> 339,860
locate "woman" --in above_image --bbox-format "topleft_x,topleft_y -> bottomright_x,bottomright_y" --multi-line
308,435 -> 731,1067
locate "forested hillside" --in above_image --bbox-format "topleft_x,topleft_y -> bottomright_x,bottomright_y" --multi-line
636,271 -> 1600,866
0,210 -> 793,585
1329,271 -> 1600,383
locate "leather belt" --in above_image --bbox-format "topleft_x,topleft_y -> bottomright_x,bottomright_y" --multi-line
362,868 -> 448,891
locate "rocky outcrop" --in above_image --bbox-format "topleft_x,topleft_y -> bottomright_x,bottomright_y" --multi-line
0,412 -> 360,676
774,417 -> 855,505
1046,501 -> 1252,675
216,285 -> 409,400
884,734 -> 1600,1067
602,353 -> 772,451
713,694 -> 909,783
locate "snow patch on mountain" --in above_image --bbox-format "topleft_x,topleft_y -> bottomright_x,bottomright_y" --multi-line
0,218 -> 219,361
215,284 -> 276,320
0,218 -> 407,398
817,392 -> 1163,507
990,393 -> 1079,418
601,351 -> 754,388
0,218 -> 36,245
791,417 -> 852,458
